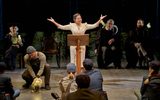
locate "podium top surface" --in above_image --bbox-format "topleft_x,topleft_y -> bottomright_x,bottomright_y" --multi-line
67,34 -> 89,46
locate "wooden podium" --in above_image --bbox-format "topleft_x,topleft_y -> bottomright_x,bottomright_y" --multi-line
67,34 -> 89,73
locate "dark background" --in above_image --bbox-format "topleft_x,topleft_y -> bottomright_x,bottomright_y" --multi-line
0,0 -> 160,61
1,0 -> 159,33
0,0 -> 160,48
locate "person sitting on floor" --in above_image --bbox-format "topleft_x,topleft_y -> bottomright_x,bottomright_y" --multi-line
66,74 -> 106,100
51,63 -> 77,100
82,58 -> 108,99
0,62 -> 20,100
140,60 -> 160,100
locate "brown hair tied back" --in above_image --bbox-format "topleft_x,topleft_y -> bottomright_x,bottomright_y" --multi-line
73,13 -> 81,21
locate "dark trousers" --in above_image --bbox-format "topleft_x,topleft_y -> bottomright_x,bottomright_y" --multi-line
97,46 -> 121,68
22,65 -> 51,86
5,46 -> 18,70
125,46 -> 149,68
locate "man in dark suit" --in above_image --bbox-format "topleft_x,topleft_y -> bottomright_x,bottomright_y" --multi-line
0,62 -> 20,100
66,74 -> 106,100
125,19 -> 152,69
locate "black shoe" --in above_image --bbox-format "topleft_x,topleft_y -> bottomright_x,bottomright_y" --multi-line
144,55 -> 152,62
22,83 -> 30,89
51,92 -> 60,99
45,85 -> 51,90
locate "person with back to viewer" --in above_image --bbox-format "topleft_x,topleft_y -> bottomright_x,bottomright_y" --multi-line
66,74 -> 106,100
140,60 -> 160,100
0,62 -> 20,100
82,58 -> 108,100
51,63 -> 77,100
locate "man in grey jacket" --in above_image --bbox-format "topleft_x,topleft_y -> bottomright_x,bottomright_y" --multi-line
22,46 -> 51,90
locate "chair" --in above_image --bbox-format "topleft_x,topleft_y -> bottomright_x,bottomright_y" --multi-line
42,36 -> 61,68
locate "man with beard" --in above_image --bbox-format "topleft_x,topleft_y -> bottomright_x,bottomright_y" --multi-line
125,19 -> 153,69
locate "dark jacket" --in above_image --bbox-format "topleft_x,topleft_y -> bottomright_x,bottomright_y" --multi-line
66,88 -> 106,100
96,26 -> 120,49
140,75 -> 160,100
0,74 -> 14,98
126,27 -> 151,50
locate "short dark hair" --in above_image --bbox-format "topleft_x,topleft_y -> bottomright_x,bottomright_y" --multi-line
83,58 -> 93,70
0,62 -> 6,73
149,60 -> 160,74
76,74 -> 90,89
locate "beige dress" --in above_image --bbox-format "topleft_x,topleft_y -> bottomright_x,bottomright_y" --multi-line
58,22 -> 99,67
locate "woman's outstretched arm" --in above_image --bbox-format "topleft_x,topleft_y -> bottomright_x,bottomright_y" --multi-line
47,17 -> 71,30
86,15 -> 107,30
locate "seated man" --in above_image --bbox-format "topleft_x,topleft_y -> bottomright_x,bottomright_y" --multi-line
22,46 -> 51,90
0,62 -> 20,99
66,74 -> 106,100
51,63 -> 77,100
82,58 -> 108,99
140,60 -> 160,100
82,58 -> 103,91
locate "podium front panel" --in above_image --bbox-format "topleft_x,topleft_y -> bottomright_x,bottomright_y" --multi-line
67,34 -> 89,46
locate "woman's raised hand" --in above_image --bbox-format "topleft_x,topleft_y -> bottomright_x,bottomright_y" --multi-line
47,17 -> 55,23
100,14 -> 107,20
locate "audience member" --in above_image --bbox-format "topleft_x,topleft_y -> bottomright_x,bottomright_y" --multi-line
0,62 -> 20,100
140,60 -> 160,100
82,58 -> 108,99
51,63 -> 77,100
66,74 -> 106,100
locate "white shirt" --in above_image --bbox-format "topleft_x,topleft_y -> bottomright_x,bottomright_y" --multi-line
58,22 -> 99,35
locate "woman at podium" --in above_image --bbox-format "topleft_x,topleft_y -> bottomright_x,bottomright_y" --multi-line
47,13 -> 106,68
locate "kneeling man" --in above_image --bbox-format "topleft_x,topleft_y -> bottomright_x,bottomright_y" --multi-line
22,46 -> 51,90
